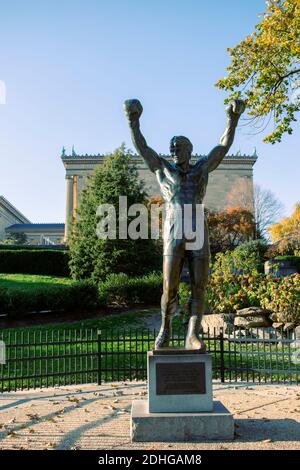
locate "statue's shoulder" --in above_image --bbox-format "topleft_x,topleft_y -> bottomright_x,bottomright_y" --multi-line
192,156 -> 208,172
194,155 -> 208,166
160,157 -> 175,172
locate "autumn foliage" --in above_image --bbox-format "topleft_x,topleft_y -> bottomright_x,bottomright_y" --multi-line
206,272 -> 300,324
216,0 -> 300,143
268,203 -> 300,254
207,207 -> 255,255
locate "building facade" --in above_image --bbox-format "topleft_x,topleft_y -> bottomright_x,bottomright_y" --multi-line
5,223 -> 65,245
0,196 -> 31,240
61,151 -> 257,240
0,195 -> 64,245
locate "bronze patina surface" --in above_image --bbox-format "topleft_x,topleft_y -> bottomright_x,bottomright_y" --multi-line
124,98 -> 245,351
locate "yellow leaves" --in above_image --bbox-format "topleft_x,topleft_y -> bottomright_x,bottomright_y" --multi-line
268,203 -> 300,242
295,0 -> 300,8
254,0 -> 299,53
245,35 -> 254,44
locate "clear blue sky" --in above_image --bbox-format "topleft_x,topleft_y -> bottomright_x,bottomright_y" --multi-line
0,0 -> 299,222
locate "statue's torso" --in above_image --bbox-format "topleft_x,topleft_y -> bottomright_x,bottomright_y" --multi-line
155,159 -> 208,207
155,159 -> 210,257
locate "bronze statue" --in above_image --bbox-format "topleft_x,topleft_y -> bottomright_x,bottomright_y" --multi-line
124,98 -> 245,351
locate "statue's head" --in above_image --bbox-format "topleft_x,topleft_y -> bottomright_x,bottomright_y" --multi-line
170,136 -> 193,165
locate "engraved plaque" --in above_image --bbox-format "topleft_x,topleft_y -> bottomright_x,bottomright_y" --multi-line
156,362 -> 206,395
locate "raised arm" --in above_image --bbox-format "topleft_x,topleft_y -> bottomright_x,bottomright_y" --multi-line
205,99 -> 245,173
124,99 -> 162,172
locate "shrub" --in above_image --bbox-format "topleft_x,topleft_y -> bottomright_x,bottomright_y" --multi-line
259,274 -> 300,324
98,272 -> 163,307
212,239 -> 268,277
0,271 -> 163,317
0,245 -> 67,250
0,249 -> 70,277
178,282 -> 190,312
233,239 -> 268,263
0,280 -> 98,317
205,272 -> 300,325
206,273 -> 263,313
69,145 -> 161,282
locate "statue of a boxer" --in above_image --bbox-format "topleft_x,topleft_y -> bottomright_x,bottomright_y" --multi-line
124,98 -> 245,351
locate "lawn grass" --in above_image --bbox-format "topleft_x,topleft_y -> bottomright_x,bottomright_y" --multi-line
1,307 -> 151,334
99,330 -> 300,384
0,273 -> 74,290
0,309 -> 155,391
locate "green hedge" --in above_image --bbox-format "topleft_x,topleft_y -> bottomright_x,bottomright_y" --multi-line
0,280 -> 98,317
0,245 -> 67,250
0,272 -> 163,318
0,249 -> 70,276
98,272 -> 163,307
2,269 -> 299,324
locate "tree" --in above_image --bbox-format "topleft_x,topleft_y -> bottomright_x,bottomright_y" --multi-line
268,202 -> 300,254
69,145 -> 161,282
5,232 -> 28,245
226,178 -> 254,212
216,0 -> 300,143
226,179 -> 283,238
207,206 -> 255,255
254,184 -> 284,238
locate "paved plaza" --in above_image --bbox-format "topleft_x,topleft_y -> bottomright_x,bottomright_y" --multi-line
0,382 -> 299,450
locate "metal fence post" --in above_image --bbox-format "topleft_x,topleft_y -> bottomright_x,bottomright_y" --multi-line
97,329 -> 102,385
220,327 -> 225,383
2,325 -> 300,392
0,340 -> 5,365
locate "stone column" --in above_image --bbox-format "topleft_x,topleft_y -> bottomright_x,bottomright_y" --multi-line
64,175 -> 74,241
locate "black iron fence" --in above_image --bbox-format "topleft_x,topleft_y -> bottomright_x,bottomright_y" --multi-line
99,327 -> 300,384
0,326 -> 299,392
0,329 -> 99,392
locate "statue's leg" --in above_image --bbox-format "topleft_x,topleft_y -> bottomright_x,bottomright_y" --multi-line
155,255 -> 184,349
185,256 -> 209,351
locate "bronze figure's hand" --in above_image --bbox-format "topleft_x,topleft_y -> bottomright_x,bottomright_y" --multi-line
124,99 -> 143,123
226,99 -> 245,118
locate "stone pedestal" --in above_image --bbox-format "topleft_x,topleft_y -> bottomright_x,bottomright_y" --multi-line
131,400 -> 234,442
131,349 -> 234,442
148,350 -> 213,413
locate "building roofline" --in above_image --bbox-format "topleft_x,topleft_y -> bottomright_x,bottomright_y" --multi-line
62,152 -> 257,159
0,196 -> 31,224
5,223 -> 65,233
61,153 -> 257,168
